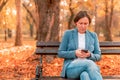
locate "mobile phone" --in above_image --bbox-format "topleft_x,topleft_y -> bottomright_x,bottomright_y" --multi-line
81,49 -> 88,53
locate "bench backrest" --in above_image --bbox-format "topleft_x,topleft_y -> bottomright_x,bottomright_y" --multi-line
35,42 -> 120,55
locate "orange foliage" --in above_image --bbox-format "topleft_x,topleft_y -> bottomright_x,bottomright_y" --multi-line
0,41 -> 40,79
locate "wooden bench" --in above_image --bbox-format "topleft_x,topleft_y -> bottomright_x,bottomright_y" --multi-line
35,41 -> 120,80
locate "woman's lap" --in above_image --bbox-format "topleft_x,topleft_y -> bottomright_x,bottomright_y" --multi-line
66,59 -> 99,79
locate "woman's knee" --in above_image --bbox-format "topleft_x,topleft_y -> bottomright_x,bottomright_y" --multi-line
86,61 -> 100,72
80,71 -> 89,77
80,71 -> 90,80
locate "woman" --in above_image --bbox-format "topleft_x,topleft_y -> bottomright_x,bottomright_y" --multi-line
58,11 -> 102,80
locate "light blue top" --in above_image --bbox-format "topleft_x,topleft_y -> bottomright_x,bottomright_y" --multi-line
58,28 -> 101,77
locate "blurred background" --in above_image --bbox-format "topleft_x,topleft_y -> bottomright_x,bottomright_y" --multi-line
0,0 -> 120,42
0,0 -> 120,80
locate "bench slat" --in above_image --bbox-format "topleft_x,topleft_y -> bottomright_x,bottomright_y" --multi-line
101,49 -> 120,54
37,42 -> 60,47
38,77 -> 79,80
35,48 -> 58,55
100,42 -> 120,47
36,42 -> 120,47
35,48 -> 120,55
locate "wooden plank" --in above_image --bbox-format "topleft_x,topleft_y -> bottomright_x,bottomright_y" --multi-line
101,49 -> 120,54
100,42 -> 120,47
36,42 -> 120,47
35,48 -> 58,55
37,42 -> 60,47
35,48 -> 120,55
38,77 -> 79,80
103,76 -> 120,79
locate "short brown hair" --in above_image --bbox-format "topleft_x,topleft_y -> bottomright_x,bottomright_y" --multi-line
74,11 -> 91,24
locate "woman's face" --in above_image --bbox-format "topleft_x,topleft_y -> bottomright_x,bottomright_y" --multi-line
76,17 -> 89,34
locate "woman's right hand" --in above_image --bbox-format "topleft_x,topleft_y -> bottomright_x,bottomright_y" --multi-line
75,49 -> 88,58
75,49 -> 82,58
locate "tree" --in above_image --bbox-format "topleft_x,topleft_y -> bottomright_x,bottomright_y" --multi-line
15,0 -> 22,46
93,0 -> 100,35
0,0 -> 8,12
104,0 -> 114,41
26,16 -> 34,37
34,0 -> 60,42
22,3 -> 36,38
68,0 -> 75,29
0,0 -> 8,41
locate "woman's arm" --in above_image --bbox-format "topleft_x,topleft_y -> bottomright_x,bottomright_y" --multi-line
87,33 -> 101,61
58,30 -> 77,59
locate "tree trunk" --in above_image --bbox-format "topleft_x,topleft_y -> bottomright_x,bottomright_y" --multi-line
30,24 -> 34,37
0,0 -> 8,12
94,0 -> 100,36
104,0 -> 112,41
26,16 -> 34,37
23,3 -> 37,39
109,0 -> 114,28
15,0 -> 22,46
4,28 -> 7,41
34,1 -> 39,40
8,28 -> 12,38
35,0 -> 60,42
35,0 -> 60,62
68,0 -> 74,29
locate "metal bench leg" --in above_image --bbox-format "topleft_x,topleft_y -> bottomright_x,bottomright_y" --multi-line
35,55 -> 43,80
35,65 -> 40,80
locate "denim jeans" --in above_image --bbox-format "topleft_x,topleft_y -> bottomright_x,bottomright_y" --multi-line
66,59 -> 103,80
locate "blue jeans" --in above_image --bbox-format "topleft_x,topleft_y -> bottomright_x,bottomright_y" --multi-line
66,59 -> 102,80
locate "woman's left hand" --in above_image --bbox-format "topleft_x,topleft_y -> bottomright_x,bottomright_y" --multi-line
81,50 -> 91,58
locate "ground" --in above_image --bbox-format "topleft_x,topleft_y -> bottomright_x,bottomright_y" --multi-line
0,38 -> 120,80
